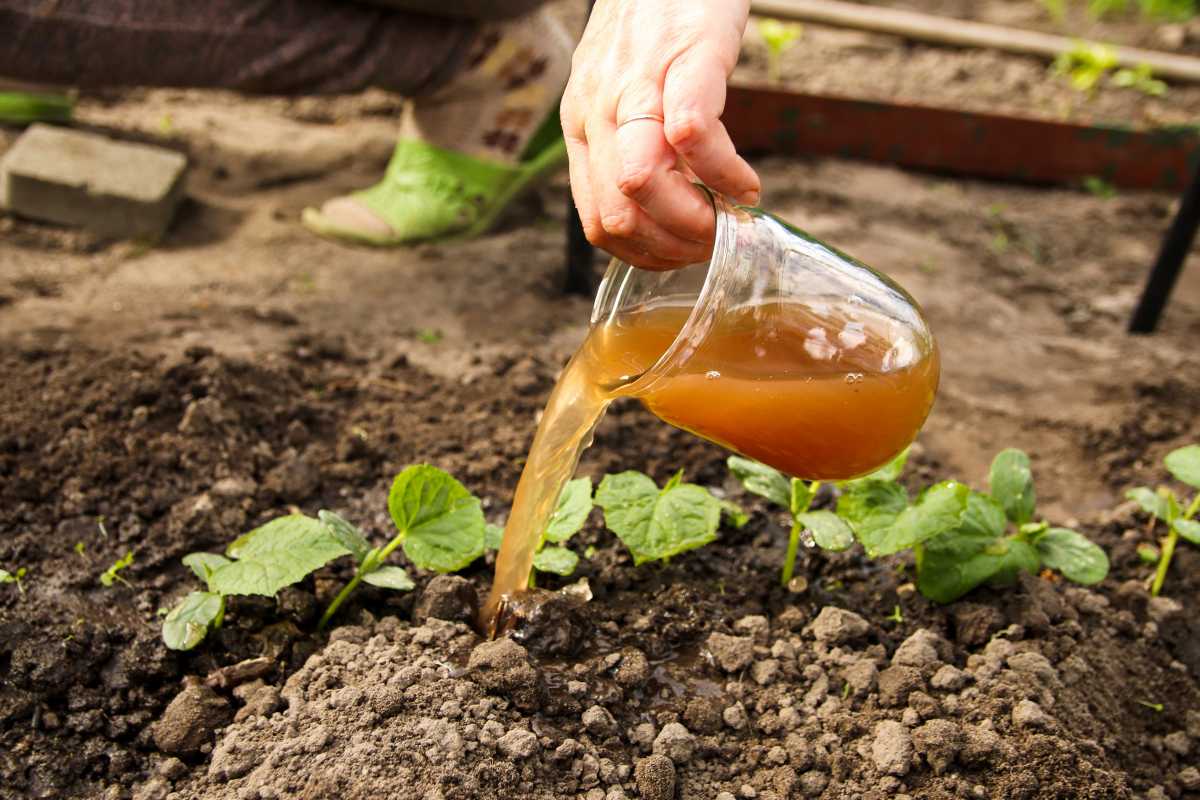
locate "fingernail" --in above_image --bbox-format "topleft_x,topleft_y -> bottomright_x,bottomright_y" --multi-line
737,190 -> 761,207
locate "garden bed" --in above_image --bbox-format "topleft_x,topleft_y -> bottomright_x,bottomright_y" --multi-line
3,4 -> 1200,797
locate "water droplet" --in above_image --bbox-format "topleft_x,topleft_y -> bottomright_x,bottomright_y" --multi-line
800,528 -> 817,548
705,370 -> 721,380
787,576 -> 809,594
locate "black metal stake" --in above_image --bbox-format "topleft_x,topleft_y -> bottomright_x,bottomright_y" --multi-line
1129,164 -> 1200,334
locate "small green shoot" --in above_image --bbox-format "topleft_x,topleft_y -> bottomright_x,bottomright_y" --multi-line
1086,0 -> 1196,20
1041,0 -> 1068,20
1126,444 -> 1200,596
728,455 -> 856,586
0,567 -> 27,597
885,605 -> 904,624
417,328 -> 443,344
1112,63 -> 1167,96
830,449 -> 1108,603
759,18 -> 803,85
163,465 -> 487,649
100,552 -> 134,588
74,542 -> 86,558
596,469 -> 724,565
1054,41 -> 1118,93
0,92 -> 73,125
1137,699 -> 1165,712
1136,542 -> 1160,564
1082,176 -> 1117,198
841,682 -> 852,700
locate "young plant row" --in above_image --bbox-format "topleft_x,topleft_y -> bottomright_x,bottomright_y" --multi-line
156,444 -> 1200,650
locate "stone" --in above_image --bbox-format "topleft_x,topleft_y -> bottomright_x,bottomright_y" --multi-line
878,666 -> 924,707
707,632 -> 755,673
930,665 -> 967,691
912,719 -> 963,774
1178,767 -> 1200,791
842,660 -> 878,696
1,124 -> 187,239
961,725 -> 1001,766
799,771 -> 828,797
582,705 -> 618,738
751,659 -> 781,686
734,614 -> 771,642
1011,700 -> 1052,730
892,630 -> 943,672
872,720 -> 914,776
151,684 -> 232,756
683,697 -> 723,735
413,575 -> 478,625
1006,651 -> 1057,683
613,648 -> 651,689
723,703 -> 749,730
1163,731 -> 1191,757
811,607 -> 870,645
635,755 -> 676,800
653,722 -> 696,764
467,638 -> 544,712
497,728 -> 540,759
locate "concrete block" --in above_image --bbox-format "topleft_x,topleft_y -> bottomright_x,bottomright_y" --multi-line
0,124 -> 187,239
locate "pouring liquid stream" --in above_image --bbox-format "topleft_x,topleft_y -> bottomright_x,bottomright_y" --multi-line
482,296 -> 939,634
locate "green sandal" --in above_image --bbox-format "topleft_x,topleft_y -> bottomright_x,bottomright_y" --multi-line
302,118 -> 567,247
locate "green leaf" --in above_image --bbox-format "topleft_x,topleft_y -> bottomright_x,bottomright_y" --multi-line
795,510 -> 854,552
1164,445 -> 1200,490
842,447 -> 910,486
361,565 -> 415,591
918,534 -> 1040,603
663,469 -> 685,491
0,569 -> 13,583
990,449 -> 1036,525
720,499 -> 749,529
388,465 -> 486,573
485,523 -> 505,551
728,456 -> 791,509
1174,518 -> 1200,545
1036,527 -> 1109,584
1126,487 -> 1170,520
162,591 -> 223,650
100,552 -> 135,587
790,479 -> 814,516
318,510 -> 371,563
532,546 -> 580,576
861,481 -> 969,557
545,477 -> 593,544
836,479 -> 909,542
182,553 -> 232,591
596,471 -> 721,565
214,515 -> 349,597
960,492 -> 1008,539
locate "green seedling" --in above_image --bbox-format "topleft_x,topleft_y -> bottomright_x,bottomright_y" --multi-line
727,453 -> 865,586
885,605 -> 904,624
0,567 -> 27,597
1082,176 -> 1118,198
1087,0 -> 1196,19
1126,444 -> 1200,596
1112,63 -> 1167,96
485,477 -> 594,586
1041,0 -> 1068,21
1136,542 -> 1160,564
0,92 -> 73,125
596,469 -> 731,565
163,464 -> 487,649
759,18 -> 803,85
1137,699 -> 1165,712
417,328 -> 443,344
100,552 -> 135,588
836,449 -> 1108,603
74,542 -> 86,558
1054,41 -> 1118,93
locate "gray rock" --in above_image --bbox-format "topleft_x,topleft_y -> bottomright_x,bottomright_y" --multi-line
635,755 -> 676,800
872,720 -> 914,775
582,705 -> 618,737
467,637 -> 544,712
799,770 -> 829,798
878,666 -> 924,707
0,124 -> 187,239
1012,700 -> 1052,729
930,665 -> 967,691
652,722 -> 696,764
613,648 -> 651,689
629,722 -> 658,752
892,629 -> 943,672
912,719 -> 963,774
151,684 -> 232,756
1178,766 -> 1200,791
497,728 -> 540,759
707,632 -> 755,673
132,776 -> 171,800
811,607 -> 870,645
723,703 -> 749,730
413,575 -> 478,625
1006,651 -> 1057,683
734,614 -> 771,643
1164,731 -> 1191,757
751,659 -> 781,686
842,660 -> 878,696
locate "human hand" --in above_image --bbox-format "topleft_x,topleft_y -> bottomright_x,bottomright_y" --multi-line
561,0 -> 759,269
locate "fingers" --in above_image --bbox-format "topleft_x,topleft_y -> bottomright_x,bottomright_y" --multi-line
585,113 -> 711,268
662,47 -> 761,205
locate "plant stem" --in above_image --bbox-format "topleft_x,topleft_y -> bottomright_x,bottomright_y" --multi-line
1151,529 -> 1177,597
781,518 -> 802,587
318,535 -> 406,631
1185,494 -> 1200,520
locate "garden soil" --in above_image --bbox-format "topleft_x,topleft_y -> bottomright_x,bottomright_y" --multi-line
3,7 -> 1200,798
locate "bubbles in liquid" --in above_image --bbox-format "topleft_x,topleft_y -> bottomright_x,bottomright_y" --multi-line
844,372 -> 864,384
800,528 -> 817,548
705,370 -> 721,380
